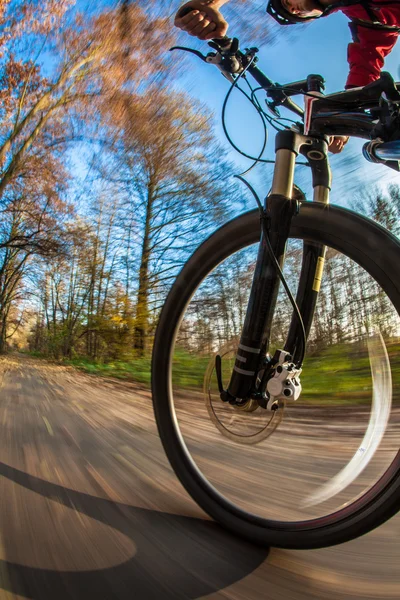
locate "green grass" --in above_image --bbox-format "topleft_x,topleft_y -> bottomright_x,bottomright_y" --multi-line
24,342 -> 400,405
65,356 -> 153,385
65,351 -> 211,388
300,343 -> 400,404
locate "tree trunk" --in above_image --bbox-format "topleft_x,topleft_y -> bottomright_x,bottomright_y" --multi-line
0,310 -> 7,353
134,184 -> 154,355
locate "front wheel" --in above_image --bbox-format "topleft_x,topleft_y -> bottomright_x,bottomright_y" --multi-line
152,203 -> 400,549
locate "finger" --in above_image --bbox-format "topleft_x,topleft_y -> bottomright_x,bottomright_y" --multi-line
328,140 -> 341,154
198,22 -> 217,40
332,143 -> 344,154
193,19 -> 210,37
175,8 -> 199,25
334,136 -> 349,150
191,17 -> 212,36
179,11 -> 210,33
174,9 -> 204,29
211,20 -> 228,38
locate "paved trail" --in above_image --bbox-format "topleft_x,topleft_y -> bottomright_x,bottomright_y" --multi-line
0,355 -> 398,600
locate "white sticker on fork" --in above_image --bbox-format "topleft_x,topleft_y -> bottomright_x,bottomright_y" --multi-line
301,331 -> 392,508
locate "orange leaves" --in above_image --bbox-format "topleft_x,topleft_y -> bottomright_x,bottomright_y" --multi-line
0,2 -> 173,202
84,6 -> 176,105
0,55 -> 45,124
0,1 -> 189,355
8,0 -> 76,38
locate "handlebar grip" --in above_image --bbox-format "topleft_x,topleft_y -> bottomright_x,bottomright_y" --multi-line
364,139 -> 400,162
210,36 -> 233,47
177,6 -> 197,17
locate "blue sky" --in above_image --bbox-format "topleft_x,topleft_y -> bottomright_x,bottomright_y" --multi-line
173,5 -> 400,208
65,1 -> 400,210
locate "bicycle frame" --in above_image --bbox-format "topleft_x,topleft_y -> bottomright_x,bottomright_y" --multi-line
226,129 -> 330,399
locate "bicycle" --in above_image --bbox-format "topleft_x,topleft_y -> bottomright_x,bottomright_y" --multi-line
151,32 -> 400,549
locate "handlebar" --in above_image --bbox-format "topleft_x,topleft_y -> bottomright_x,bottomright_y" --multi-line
363,139 -> 400,171
172,27 -> 400,165
171,34 -> 306,118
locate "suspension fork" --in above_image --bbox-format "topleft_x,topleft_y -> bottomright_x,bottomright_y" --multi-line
226,130 -> 331,400
285,135 -> 331,364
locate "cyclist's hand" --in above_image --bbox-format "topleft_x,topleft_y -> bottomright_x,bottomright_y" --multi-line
174,1 -> 228,41
328,136 -> 349,154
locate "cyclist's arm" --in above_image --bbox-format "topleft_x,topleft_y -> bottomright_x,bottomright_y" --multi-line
346,27 -> 399,88
174,0 -> 231,40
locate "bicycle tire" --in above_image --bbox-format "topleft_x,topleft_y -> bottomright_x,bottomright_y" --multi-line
151,202 -> 400,549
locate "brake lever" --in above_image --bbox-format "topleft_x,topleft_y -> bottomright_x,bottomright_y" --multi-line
170,46 -> 208,62
170,44 -> 240,83
169,45 -> 236,81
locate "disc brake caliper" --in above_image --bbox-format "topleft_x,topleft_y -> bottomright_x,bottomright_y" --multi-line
266,350 -> 302,408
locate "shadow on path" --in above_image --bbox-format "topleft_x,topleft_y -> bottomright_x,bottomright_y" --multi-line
0,461 -> 269,600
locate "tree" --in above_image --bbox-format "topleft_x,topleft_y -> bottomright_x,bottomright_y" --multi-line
98,88 -> 241,354
0,0 -> 175,351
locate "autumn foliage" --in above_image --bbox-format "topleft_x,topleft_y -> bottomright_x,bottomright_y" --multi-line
0,0 -> 240,358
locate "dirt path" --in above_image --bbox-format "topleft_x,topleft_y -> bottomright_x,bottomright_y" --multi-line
0,354 -> 398,600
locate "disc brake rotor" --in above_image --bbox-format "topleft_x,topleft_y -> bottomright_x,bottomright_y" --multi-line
203,340 -> 284,445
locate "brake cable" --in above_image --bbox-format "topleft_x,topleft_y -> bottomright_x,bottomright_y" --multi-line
170,33 -> 309,366
207,40 -> 307,366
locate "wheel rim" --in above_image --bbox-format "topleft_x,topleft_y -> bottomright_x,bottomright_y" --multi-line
155,206 -> 400,536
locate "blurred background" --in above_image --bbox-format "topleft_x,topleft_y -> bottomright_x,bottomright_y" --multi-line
0,1 -> 399,598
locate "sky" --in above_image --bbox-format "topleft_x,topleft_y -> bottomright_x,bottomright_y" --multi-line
172,3 -> 400,210
64,1 -> 400,213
